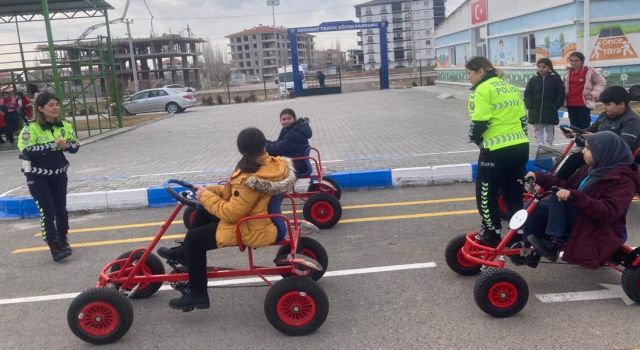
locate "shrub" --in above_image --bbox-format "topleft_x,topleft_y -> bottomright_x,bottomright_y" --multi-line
233,95 -> 242,103
243,93 -> 257,103
205,96 -> 214,105
216,95 -> 224,104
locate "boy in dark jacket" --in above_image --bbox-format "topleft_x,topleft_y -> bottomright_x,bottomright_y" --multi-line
524,58 -> 565,146
266,108 -> 312,175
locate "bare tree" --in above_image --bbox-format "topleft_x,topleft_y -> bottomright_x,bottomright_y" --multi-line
202,40 -> 230,89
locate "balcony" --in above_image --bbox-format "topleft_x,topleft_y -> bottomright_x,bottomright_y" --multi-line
392,16 -> 403,22
357,41 -> 363,46
357,31 -> 362,37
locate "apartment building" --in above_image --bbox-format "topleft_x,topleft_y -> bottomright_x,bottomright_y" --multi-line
355,0 -> 445,69
226,25 -> 315,81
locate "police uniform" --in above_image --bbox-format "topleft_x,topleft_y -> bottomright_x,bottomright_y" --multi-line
18,119 -> 79,261
468,72 -> 529,239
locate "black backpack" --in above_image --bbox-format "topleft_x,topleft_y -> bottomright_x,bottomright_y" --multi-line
629,85 -> 640,101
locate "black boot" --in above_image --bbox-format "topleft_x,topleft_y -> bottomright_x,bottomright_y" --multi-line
527,235 -> 560,262
58,234 -> 72,256
477,228 -> 502,248
158,241 -> 186,265
48,240 -> 71,262
169,291 -> 210,312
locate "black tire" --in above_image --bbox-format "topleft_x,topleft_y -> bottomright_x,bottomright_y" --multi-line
621,268 -> 640,303
110,251 -> 165,299
445,234 -> 481,276
67,288 -> 134,345
166,102 -> 180,114
474,268 -> 529,318
303,194 -> 342,229
183,206 -> 197,230
264,277 -> 329,336
307,177 -> 342,200
496,190 -> 510,220
276,237 -> 328,281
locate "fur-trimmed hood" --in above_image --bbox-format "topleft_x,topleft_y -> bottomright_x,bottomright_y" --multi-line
244,156 -> 296,195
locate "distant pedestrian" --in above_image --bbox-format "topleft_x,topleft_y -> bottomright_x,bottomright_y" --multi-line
563,51 -> 606,129
524,58 -> 565,146
2,92 -> 20,144
16,92 -> 32,124
0,105 -> 7,144
317,70 -> 325,88
18,92 -> 80,262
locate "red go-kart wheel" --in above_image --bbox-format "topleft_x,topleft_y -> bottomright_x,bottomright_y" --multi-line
68,288 -> 134,345
474,268 -> 529,317
307,177 -> 342,200
303,194 -> 342,229
276,236 -> 328,281
110,250 -> 165,299
183,206 -> 198,230
445,234 -> 481,276
621,267 -> 640,303
264,276 -> 329,336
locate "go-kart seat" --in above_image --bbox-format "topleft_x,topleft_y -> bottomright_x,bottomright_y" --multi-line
293,147 -> 313,178
267,194 -> 288,242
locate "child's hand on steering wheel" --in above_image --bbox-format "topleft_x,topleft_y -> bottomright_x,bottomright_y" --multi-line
556,188 -> 572,202
194,185 -> 206,200
525,172 -> 536,182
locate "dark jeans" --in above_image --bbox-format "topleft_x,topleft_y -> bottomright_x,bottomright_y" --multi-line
476,142 -> 529,231
525,195 -> 577,241
555,152 -> 585,181
184,211 -> 219,295
4,111 -> 19,143
26,173 -> 69,243
567,106 -> 592,129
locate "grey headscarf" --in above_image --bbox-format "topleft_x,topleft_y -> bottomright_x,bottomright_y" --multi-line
580,131 -> 634,191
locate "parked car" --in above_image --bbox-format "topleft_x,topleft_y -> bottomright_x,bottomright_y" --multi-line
120,88 -> 196,115
162,84 -> 197,93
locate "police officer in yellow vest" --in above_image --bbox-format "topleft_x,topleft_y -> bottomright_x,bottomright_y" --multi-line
18,92 -> 80,262
466,56 -> 529,247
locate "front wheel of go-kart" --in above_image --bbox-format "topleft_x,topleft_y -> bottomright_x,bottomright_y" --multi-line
621,267 -> 640,303
183,206 -> 197,230
474,268 -> 529,318
276,236 -> 328,281
307,176 -> 342,200
445,234 -> 482,276
110,251 -> 165,299
303,194 -> 342,229
264,276 -> 329,336
68,288 -> 134,345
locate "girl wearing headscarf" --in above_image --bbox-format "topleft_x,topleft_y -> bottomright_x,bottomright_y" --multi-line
525,131 -> 640,268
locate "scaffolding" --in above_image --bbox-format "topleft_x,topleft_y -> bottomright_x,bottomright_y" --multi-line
0,0 -> 123,140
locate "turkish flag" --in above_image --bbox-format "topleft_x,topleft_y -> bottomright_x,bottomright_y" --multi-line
471,0 -> 487,25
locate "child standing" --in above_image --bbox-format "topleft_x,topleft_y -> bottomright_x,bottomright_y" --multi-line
524,58 -> 565,146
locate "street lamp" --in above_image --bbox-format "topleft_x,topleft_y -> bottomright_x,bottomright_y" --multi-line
267,0 -> 279,79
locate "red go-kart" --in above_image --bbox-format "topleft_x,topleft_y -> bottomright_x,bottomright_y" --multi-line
67,179 -> 329,345
446,180 -> 640,318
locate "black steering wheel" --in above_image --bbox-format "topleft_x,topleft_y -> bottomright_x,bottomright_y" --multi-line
559,124 -> 588,135
163,179 -> 199,208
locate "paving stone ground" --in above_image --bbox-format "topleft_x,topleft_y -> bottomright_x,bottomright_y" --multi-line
0,87 -> 548,196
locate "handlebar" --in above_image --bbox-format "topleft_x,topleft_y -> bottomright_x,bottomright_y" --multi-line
559,124 -> 588,135
163,179 -> 199,208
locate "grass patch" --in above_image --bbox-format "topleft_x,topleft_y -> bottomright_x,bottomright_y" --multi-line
71,113 -> 166,131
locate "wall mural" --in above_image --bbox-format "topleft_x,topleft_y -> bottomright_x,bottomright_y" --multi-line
489,36 -> 518,66
586,20 -> 640,64
534,26 -> 577,66
436,47 -> 450,68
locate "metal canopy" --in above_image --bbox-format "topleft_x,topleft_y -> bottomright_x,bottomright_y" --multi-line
0,0 -> 113,22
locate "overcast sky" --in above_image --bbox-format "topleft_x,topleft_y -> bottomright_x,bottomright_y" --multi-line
0,0 -> 464,66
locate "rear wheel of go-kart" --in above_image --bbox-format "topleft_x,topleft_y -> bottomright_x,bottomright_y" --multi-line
621,267 -> 640,303
68,288 -> 134,345
182,206 -> 197,230
303,194 -> 342,229
264,276 -> 329,336
445,234 -> 482,276
474,268 -> 529,318
307,176 -> 342,200
276,237 -> 328,281
110,251 -> 165,299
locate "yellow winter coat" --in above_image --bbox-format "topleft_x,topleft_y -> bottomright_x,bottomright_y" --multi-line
198,153 -> 296,248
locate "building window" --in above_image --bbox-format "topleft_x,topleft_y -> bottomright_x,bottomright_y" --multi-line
236,37 -> 241,43
521,34 -> 536,64
449,47 -> 456,66
243,35 -> 248,41
244,44 -> 249,50
253,44 -> 257,48
237,45 -> 242,51
426,39 -> 431,46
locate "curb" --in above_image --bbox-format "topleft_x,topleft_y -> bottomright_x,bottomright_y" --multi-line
0,159 -> 547,220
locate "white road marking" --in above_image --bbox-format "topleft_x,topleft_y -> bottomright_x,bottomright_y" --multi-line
0,186 -> 26,197
0,262 -> 437,306
536,283 -> 634,305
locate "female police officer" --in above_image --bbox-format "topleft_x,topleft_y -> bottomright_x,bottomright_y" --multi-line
466,56 -> 529,247
18,92 -> 80,262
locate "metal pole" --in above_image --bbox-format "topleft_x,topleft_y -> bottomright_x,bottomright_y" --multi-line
419,60 -> 423,86
41,0 -> 63,99
104,9 -> 123,128
126,21 -> 140,92
15,18 -> 28,84
584,0 -> 590,65
272,6 -> 277,72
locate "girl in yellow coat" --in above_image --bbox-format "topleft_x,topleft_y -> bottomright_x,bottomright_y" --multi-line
158,127 -> 296,311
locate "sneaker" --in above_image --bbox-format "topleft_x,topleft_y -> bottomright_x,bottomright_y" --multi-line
169,291 -> 210,312
157,241 -> 186,264
477,228 -> 502,248
526,235 -> 559,262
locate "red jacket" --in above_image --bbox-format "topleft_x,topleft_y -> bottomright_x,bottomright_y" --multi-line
535,163 -> 640,268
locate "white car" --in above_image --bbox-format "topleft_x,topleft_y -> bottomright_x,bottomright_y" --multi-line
122,88 -> 196,114
162,84 -> 197,93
